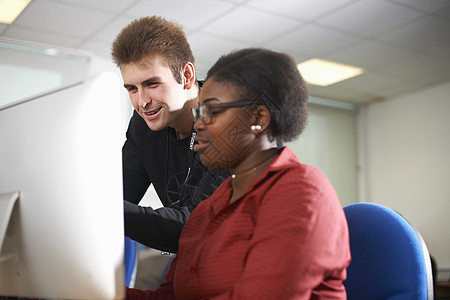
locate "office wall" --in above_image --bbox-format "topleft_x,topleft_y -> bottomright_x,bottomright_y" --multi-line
287,103 -> 358,207
361,81 -> 450,271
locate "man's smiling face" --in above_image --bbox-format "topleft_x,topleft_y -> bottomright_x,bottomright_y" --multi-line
121,54 -> 186,132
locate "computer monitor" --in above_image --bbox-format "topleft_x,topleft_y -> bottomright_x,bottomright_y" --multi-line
0,72 -> 126,299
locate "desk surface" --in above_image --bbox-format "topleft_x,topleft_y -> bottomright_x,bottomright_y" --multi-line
436,282 -> 450,299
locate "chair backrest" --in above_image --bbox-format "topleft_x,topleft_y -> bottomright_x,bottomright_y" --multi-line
124,236 -> 139,288
343,202 -> 433,300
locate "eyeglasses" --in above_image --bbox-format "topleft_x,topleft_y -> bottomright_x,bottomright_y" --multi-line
192,100 -> 253,125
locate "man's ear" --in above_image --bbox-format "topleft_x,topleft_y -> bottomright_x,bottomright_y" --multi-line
182,62 -> 196,89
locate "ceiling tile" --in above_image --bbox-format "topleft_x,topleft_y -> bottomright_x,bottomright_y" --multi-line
200,6 -> 302,44
51,0 -> 137,13
90,16 -> 137,43
245,0 -> 355,21
220,0 -> 247,3
317,0 -> 423,37
373,52 -> 450,80
332,71 -> 410,98
335,72 -> 395,92
123,0 -> 235,30
13,0 -> 115,38
427,41 -> 450,60
188,31 -> 252,71
265,24 -> 362,58
436,6 -> 450,19
377,15 -> 450,53
415,67 -> 450,87
327,40 -> 413,69
388,0 -> 450,13
307,84 -> 375,104
372,77 -> 431,99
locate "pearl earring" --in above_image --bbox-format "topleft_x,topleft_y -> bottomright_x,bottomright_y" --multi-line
251,125 -> 262,131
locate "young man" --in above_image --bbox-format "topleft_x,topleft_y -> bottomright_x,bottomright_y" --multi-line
111,16 -> 228,253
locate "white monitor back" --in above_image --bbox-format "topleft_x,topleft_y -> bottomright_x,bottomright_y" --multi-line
0,72 -> 125,299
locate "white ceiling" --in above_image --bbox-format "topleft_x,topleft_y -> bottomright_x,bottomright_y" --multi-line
1,0 -> 450,105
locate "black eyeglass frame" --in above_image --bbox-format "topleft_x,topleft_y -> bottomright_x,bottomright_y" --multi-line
192,91 -> 278,125
191,100 -> 253,125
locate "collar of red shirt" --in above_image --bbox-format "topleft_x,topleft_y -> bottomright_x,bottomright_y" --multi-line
210,146 -> 301,214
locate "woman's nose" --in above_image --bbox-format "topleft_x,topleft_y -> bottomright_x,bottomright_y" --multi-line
193,117 -> 205,131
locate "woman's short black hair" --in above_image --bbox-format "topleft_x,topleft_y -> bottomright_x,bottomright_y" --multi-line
205,48 -> 308,142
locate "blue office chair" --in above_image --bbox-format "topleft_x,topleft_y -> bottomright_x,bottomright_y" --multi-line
124,236 -> 139,288
343,202 -> 433,300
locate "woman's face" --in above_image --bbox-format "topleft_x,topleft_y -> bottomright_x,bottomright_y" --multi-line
193,79 -> 256,170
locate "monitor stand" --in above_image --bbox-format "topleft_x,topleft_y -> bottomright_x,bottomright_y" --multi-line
0,191 -> 19,264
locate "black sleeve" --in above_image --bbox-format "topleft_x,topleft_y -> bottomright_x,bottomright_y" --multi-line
122,113 -> 151,204
124,164 -> 230,253
124,200 -> 189,253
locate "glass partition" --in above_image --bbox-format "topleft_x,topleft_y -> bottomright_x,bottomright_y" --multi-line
0,37 -> 90,108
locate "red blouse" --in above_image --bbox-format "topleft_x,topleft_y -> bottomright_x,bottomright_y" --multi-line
127,147 -> 351,299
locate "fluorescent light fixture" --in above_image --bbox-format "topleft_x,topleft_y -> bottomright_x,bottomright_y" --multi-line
0,0 -> 32,25
297,58 -> 364,87
44,48 -> 59,56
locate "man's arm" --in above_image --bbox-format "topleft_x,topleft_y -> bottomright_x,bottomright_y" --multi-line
123,200 -> 189,253
122,112 -> 184,252
122,112 -> 152,204
124,166 -> 230,253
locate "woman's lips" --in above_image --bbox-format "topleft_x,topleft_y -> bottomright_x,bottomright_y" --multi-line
193,142 -> 209,152
193,136 -> 209,152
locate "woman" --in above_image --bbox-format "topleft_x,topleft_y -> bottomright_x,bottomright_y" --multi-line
127,48 -> 351,299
